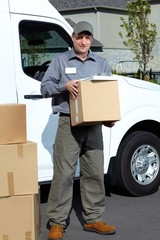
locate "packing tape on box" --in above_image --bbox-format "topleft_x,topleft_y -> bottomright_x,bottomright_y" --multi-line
75,99 -> 79,124
25,231 -> 32,240
7,172 -> 14,196
17,144 -> 24,159
2,235 -> 9,240
2,231 -> 32,240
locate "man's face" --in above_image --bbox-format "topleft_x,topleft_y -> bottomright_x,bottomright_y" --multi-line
72,32 -> 93,55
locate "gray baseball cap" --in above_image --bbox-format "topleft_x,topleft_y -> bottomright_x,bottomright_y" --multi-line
73,21 -> 93,35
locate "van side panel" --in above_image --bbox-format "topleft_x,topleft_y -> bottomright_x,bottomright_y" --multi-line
0,10 -> 17,102
8,0 -> 72,35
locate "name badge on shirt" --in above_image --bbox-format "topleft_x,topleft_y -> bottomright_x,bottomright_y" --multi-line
65,67 -> 76,74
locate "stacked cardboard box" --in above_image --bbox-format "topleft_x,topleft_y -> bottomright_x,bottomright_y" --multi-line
0,104 -> 26,144
0,104 -> 40,240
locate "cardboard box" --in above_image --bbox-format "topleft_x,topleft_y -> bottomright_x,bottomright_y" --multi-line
0,141 -> 38,197
0,103 -> 26,144
69,76 -> 121,126
0,193 -> 41,240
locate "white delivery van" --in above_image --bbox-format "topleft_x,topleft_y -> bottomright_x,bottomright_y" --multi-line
0,0 -> 73,183
1,0 -> 160,197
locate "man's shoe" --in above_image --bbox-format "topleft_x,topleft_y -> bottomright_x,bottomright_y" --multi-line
48,225 -> 63,240
83,221 -> 116,235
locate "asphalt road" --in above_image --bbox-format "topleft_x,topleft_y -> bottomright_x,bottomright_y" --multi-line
38,181 -> 160,240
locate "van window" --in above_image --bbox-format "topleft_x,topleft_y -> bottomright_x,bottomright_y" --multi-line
19,20 -> 72,81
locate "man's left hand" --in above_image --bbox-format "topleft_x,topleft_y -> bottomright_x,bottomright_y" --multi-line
102,121 -> 116,128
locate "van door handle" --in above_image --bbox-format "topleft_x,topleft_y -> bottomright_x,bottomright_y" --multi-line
24,94 -> 43,99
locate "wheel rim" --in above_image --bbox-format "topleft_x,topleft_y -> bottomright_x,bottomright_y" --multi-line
131,145 -> 160,185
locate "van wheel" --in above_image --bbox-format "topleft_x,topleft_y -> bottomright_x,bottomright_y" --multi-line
115,131 -> 160,196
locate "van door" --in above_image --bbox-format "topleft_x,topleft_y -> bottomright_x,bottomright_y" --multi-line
11,15 -> 73,182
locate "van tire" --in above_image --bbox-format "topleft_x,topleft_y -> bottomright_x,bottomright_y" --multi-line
115,131 -> 160,196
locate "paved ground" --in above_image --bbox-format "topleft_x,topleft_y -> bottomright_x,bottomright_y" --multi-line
39,181 -> 160,240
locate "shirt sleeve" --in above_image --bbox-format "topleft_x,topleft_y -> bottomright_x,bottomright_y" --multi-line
40,56 -> 66,98
100,58 -> 112,76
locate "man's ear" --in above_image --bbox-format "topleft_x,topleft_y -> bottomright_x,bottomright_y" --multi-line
91,35 -> 93,42
72,32 -> 75,40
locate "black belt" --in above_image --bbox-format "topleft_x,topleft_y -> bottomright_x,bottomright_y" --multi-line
59,112 -> 70,117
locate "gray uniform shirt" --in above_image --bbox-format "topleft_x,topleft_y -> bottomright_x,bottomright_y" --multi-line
40,48 -> 111,114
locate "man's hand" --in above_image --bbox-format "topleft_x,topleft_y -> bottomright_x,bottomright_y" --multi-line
103,121 -> 116,128
65,80 -> 80,99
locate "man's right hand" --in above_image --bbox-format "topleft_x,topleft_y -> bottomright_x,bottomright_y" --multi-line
65,80 -> 80,100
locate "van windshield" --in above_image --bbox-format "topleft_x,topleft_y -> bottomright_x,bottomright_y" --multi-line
19,20 -> 72,81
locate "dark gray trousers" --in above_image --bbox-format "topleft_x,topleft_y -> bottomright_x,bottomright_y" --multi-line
47,116 -> 105,227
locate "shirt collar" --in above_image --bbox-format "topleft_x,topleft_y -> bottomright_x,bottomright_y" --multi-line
68,48 -> 95,61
